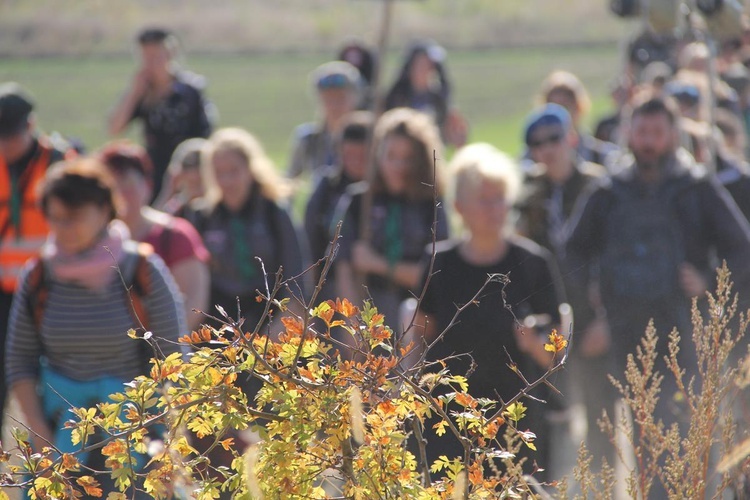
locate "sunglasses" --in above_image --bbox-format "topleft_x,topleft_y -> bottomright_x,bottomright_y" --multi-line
527,132 -> 564,149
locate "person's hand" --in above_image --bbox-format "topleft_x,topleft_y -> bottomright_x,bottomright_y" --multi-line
679,262 -> 708,298
28,419 -> 55,452
580,317 -> 611,358
131,67 -> 151,99
444,108 -> 469,148
352,241 -> 385,275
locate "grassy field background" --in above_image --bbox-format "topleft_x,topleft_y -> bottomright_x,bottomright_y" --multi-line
0,44 -> 624,167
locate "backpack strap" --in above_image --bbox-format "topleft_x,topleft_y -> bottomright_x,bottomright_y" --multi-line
26,258 -> 48,331
127,243 -> 154,333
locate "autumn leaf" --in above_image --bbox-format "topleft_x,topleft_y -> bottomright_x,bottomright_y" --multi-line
61,453 -> 80,472
433,420 -> 448,437
544,329 -> 568,354
454,392 -> 477,409
336,297 -> 359,317
281,316 -> 304,337
219,438 -> 235,451
77,476 -> 102,497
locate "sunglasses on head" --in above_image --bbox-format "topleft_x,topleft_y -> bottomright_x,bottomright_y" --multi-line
527,132 -> 564,149
317,73 -> 351,90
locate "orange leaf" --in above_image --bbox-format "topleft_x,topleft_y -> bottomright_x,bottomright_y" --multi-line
219,438 -> 235,451
102,440 -> 127,457
454,392 -> 477,409
61,453 -> 80,472
199,326 -> 213,342
190,332 -> 201,343
336,298 -> 359,318
281,317 -> 304,337
76,476 -> 102,497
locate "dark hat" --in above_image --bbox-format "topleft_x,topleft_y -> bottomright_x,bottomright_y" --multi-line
0,82 -> 34,138
523,103 -> 572,146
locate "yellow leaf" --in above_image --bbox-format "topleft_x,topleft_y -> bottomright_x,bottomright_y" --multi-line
544,329 -> 568,353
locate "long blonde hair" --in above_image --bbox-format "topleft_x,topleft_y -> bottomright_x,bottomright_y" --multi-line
201,127 -> 290,204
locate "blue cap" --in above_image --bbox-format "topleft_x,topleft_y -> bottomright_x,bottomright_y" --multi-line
523,103 -> 572,146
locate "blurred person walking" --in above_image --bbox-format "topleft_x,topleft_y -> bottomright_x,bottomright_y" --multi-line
286,61 -> 361,183
538,70 -> 619,170
0,82 -> 72,439
108,27 -> 215,201
99,140 -> 211,332
153,137 -> 207,216
186,128 -> 308,330
515,103 -> 614,468
404,143 -> 564,482
333,108 -> 449,343
385,40 -> 467,148
5,159 -> 185,491
566,92 -> 750,443
304,111 -> 373,298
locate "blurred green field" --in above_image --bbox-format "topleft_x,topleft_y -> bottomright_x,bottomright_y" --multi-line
0,44 -> 622,168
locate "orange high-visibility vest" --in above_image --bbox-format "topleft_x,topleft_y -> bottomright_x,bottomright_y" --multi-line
0,141 -> 54,293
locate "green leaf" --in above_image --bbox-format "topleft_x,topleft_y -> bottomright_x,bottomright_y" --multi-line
504,402 -> 527,422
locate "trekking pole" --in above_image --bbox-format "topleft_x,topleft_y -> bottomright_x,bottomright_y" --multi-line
359,0 -> 395,245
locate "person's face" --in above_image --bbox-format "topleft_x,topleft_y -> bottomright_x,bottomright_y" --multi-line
628,112 -> 678,170
0,122 -> 33,164
379,135 -> 416,195
111,169 -> 150,221
340,140 -> 368,181
546,89 -> 579,125
319,88 -> 356,122
45,197 -> 111,255
409,52 -> 435,91
139,42 -> 171,79
528,124 -> 571,174
175,167 -> 204,199
455,182 -> 509,238
212,150 -> 252,210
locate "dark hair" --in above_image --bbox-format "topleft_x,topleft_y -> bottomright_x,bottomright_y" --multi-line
40,158 -> 121,221
337,39 -> 376,84
137,27 -> 172,45
386,40 -> 452,106
628,91 -> 680,126
98,140 -> 154,181
339,111 -> 374,144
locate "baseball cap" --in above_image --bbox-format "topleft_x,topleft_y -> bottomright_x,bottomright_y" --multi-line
311,61 -> 361,91
523,103 -> 572,146
0,82 -> 34,138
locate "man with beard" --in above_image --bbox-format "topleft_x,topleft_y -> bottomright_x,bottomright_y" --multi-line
566,92 -> 750,432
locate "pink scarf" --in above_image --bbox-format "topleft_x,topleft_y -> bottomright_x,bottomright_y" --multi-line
42,220 -> 131,292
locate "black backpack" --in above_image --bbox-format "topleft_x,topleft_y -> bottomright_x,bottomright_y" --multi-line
600,176 -> 693,302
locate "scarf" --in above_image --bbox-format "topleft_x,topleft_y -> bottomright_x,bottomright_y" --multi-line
42,220 -> 130,292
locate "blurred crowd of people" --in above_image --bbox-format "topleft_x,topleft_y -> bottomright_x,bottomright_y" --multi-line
4,17 -> 750,493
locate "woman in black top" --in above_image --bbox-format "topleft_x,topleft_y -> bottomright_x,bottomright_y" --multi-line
407,143 -> 564,479
334,108 -> 449,344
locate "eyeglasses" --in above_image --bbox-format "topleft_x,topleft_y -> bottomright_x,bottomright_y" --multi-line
527,132 -> 564,149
